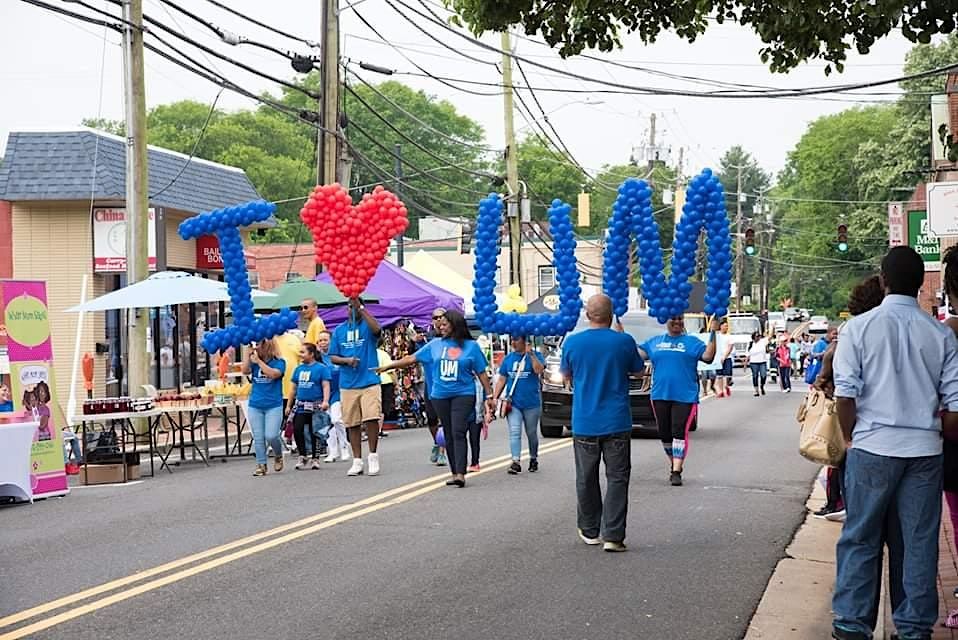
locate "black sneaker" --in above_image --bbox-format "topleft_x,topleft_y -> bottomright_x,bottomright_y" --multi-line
528,459 -> 538,473
831,627 -> 870,640
670,471 -> 682,486
812,505 -> 835,519
507,461 -> 521,475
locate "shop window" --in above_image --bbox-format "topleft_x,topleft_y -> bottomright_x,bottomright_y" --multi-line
248,271 -> 259,288
285,271 -> 301,281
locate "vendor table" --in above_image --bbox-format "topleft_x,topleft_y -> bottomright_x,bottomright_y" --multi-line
210,400 -> 253,459
73,409 -> 162,482
0,421 -> 38,503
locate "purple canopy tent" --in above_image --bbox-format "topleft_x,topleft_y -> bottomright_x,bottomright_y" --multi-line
316,260 -> 464,328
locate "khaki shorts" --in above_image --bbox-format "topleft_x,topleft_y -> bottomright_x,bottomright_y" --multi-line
340,385 -> 382,427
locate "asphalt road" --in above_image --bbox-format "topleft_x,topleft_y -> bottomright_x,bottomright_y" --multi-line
0,373 -> 817,640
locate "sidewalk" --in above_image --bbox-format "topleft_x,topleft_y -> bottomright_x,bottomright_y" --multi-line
744,470 -> 958,640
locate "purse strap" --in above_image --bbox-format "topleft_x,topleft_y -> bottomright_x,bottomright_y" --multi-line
504,353 -> 527,400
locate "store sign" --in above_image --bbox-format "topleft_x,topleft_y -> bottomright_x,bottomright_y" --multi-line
907,210 -> 940,272
92,208 -> 158,273
927,181 -> 958,236
887,202 -> 905,247
196,235 -> 223,270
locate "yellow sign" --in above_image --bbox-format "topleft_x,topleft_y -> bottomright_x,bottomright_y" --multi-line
4,294 -> 50,347
577,192 -> 591,227
839,311 -> 850,319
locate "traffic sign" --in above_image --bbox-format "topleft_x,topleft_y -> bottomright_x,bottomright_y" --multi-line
927,181 -> 958,236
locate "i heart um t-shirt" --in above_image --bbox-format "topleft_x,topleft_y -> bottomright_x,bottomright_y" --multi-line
414,338 -> 488,400
640,334 -> 707,404
249,358 -> 287,410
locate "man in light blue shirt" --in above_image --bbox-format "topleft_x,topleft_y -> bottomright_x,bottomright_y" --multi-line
832,246 -> 958,640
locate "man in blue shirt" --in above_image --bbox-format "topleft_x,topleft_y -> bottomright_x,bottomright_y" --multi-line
831,246 -> 958,640
560,294 -> 645,552
330,298 -> 383,477
639,316 -> 718,487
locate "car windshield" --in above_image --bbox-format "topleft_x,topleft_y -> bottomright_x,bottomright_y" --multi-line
811,316 -> 827,322
728,317 -> 761,335
555,313 -> 663,354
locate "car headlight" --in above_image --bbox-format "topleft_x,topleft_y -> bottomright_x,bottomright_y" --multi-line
547,368 -> 564,384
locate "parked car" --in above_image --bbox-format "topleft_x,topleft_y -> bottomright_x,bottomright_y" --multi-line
726,313 -> 762,366
808,315 -> 829,333
799,308 -> 812,321
767,311 -> 787,333
540,312 -> 664,438
784,307 -> 802,322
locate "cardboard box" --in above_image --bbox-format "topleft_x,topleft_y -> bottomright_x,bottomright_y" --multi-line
79,463 -> 141,485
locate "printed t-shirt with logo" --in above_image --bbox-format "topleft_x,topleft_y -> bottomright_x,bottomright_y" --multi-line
414,338 -> 488,399
291,361 -> 331,412
498,350 -> 545,410
560,328 -> 645,437
640,334 -> 707,404
330,318 -> 380,389
249,358 -> 287,410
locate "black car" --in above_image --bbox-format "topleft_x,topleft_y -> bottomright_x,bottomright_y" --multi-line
539,313 -> 666,439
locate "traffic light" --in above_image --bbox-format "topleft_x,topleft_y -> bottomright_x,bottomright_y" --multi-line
744,228 -> 756,256
837,224 -> 849,252
459,222 -> 474,254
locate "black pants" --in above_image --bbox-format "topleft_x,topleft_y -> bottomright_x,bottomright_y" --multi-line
574,431 -> 631,543
293,412 -> 318,458
467,421 -> 481,466
652,400 -> 696,461
431,395 -> 474,475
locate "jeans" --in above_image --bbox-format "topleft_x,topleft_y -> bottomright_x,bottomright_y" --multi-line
833,448 -> 942,638
749,362 -> 767,387
779,366 -> 792,390
574,431 -> 631,543
431,395 -> 474,475
507,406 -> 541,461
248,405 -> 284,465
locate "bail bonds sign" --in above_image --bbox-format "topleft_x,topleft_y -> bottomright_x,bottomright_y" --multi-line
907,210 -> 940,271
92,207 -> 158,273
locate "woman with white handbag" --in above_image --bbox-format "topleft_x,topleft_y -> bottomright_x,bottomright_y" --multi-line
493,336 -> 546,475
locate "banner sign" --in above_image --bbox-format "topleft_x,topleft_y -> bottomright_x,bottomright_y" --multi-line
92,207 -> 158,273
888,202 -> 905,247
196,234 -> 223,270
0,280 -> 69,498
907,210 -> 940,272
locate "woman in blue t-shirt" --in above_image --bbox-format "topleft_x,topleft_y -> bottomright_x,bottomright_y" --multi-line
242,338 -> 287,477
291,343 -> 331,470
493,336 -> 545,475
638,315 -> 718,487
377,310 -> 495,487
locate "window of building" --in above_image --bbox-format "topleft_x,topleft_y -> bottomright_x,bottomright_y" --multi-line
537,266 -> 556,297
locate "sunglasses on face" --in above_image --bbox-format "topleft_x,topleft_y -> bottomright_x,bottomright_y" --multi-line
432,315 -> 444,321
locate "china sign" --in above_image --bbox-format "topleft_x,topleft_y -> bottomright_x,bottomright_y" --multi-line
907,210 -> 940,272
92,208 -> 157,273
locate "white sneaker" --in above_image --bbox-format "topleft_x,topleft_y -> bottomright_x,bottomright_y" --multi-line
577,529 -> 602,546
368,453 -> 380,476
825,509 -> 846,522
603,541 -> 627,552
324,452 -> 338,463
294,456 -> 308,470
347,458 -> 364,476
340,447 -> 352,461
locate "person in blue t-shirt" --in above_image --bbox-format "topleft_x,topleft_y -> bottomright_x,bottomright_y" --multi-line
330,299 -> 383,477
241,338 -> 287,477
493,336 -> 545,475
560,294 -> 645,552
639,315 -> 718,487
316,330 -> 351,464
377,310 -> 495,488
290,343 -> 331,470
0,382 -> 13,412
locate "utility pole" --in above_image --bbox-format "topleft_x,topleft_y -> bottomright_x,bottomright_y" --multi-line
735,164 -> 744,312
394,143 -> 404,267
501,31 -> 521,288
121,0 -> 149,414
647,112 -> 657,171
317,0 -> 339,275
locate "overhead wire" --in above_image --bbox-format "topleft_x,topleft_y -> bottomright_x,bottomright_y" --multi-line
198,0 -> 319,48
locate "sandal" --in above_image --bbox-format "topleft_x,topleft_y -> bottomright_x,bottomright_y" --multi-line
946,610 -> 958,629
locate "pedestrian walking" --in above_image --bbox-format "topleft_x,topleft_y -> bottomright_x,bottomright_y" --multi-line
638,315 -> 718,486
560,294 -> 646,551
329,298 -> 383,477
314,330 -> 350,463
466,376 -> 490,473
831,246 -> 958,640
493,335 -> 545,475
423,309 -> 447,467
715,319 -> 734,398
377,310 -> 495,487
242,338 -> 287,477
788,338 -> 801,378
775,338 -> 792,392
290,343 -> 331,470
746,332 -> 769,396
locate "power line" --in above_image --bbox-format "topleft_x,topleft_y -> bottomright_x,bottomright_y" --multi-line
198,0 -> 319,48
149,87 -> 224,199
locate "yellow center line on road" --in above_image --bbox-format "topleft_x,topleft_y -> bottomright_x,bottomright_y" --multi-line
0,439 -> 573,639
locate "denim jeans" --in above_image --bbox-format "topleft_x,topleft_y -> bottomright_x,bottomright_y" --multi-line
310,411 -> 331,449
574,431 -> 631,543
749,362 -> 767,387
248,405 -> 284,465
779,366 -> 791,390
507,406 -> 541,461
833,448 -> 943,638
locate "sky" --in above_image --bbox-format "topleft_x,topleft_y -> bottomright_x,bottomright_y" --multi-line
0,0 -> 921,192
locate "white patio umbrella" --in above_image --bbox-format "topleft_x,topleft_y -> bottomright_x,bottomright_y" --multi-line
66,270 -> 275,312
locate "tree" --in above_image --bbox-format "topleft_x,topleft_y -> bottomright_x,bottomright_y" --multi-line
446,0 -> 956,73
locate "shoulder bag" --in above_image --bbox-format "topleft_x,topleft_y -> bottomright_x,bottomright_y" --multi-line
796,388 -> 845,466
499,354 -> 526,418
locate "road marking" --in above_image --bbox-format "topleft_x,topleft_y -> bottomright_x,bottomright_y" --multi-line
0,439 -> 573,638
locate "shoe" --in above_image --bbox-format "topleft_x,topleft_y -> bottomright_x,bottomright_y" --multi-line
318,446 -> 328,457
324,451 -> 338,463
295,456 -> 308,470
753,389 -> 760,397
825,509 -> 846,522
252,464 -> 267,477
467,464 -> 481,473
812,505 -> 836,519
831,627 -> 870,640
603,541 -> 627,552
340,447 -> 352,462
436,452 -> 447,466
274,452 -> 285,473
760,386 -> 766,395
368,453 -> 380,476
670,471 -> 683,486
430,445 -> 439,464
445,478 -> 465,487
528,459 -> 539,473
507,461 -> 521,475
577,529 -> 601,545
347,458 -> 364,476
311,458 -> 322,470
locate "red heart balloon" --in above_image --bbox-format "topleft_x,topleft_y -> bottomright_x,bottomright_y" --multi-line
300,183 -> 409,298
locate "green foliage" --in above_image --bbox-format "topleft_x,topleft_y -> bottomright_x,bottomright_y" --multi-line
517,136 -> 583,216
446,0 -> 956,73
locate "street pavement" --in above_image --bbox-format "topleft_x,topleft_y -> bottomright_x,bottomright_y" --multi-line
1,371 -> 817,640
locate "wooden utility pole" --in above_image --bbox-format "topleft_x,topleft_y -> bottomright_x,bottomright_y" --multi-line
647,112 -> 657,171
735,164 -> 744,311
317,0 -> 339,275
501,31 -> 521,287
121,0 -> 149,409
